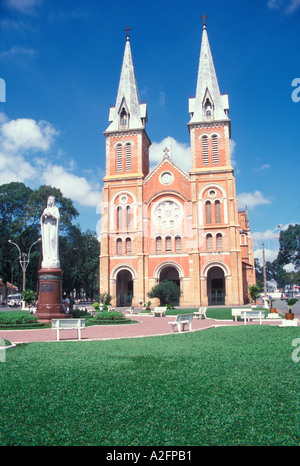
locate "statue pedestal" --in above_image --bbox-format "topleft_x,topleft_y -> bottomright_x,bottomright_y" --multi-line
36,268 -> 69,321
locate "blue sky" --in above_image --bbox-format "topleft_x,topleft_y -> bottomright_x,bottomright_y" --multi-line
0,0 -> 299,266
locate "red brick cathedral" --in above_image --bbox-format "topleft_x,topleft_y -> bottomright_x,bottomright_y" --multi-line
100,23 -> 255,307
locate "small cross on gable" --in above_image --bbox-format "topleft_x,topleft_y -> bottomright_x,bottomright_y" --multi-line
163,147 -> 170,158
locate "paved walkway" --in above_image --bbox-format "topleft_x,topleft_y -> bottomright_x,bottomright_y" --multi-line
1,312 -> 296,344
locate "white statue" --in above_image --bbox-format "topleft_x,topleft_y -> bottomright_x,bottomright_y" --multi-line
41,196 -> 60,269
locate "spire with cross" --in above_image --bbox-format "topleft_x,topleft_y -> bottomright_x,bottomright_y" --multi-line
124,25 -> 132,40
201,14 -> 208,27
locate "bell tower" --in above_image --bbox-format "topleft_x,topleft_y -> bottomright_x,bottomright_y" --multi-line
188,17 -> 244,306
100,29 -> 151,306
103,29 -> 150,179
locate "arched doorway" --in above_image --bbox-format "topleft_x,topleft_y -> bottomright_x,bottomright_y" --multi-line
207,266 -> 225,305
159,265 -> 180,305
116,269 -> 133,306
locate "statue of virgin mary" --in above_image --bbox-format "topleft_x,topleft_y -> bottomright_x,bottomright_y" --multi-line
40,196 -> 60,269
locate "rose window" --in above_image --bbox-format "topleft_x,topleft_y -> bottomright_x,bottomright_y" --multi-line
153,200 -> 183,229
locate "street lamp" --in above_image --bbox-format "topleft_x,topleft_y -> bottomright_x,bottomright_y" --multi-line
8,238 -> 41,296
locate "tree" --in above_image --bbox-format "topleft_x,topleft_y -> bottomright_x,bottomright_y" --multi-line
248,284 -> 261,303
265,259 -> 289,289
0,182 -> 100,300
147,280 -> 180,306
278,224 -> 300,270
254,258 -> 263,290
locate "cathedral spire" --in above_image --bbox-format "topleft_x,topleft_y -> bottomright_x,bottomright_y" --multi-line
188,21 -> 229,124
106,30 -> 147,132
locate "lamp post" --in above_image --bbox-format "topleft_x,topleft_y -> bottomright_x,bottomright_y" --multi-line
8,238 -> 41,306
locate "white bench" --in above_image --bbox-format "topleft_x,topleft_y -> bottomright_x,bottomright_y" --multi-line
231,308 -> 245,322
52,319 -> 85,341
151,306 -> 167,317
240,310 -> 265,325
168,314 -> 193,332
193,307 -> 207,319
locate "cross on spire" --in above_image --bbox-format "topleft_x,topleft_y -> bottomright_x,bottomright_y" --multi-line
124,25 -> 132,40
163,147 -> 170,158
201,14 -> 208,27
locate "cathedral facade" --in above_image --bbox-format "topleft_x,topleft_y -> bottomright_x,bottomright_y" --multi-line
99,23 -> 256,307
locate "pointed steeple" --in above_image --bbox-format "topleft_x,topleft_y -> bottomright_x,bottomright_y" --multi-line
189,22 -> 229,124
106,33 -> 147,132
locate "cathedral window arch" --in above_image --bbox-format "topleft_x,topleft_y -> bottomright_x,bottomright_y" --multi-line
205,201 -> 212,224
126,205 -> 131,229
201,135 -> 209,165
216,233 -> 223,250
165,236 -> 172,252
211,134 -> 219,164
175,235 -> 182,252
215,200 -> 221,223
116,206 -> 122,230
206,233 -> 213,251
125,237 -> 132,254
156,236 -> 162,253
116,143 -> 123,172
116,238 -> 122,255
125,142 -> 132,171
120,107 -> 129,128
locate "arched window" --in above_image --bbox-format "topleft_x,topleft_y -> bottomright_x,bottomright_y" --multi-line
125,143 -> 132,172
126,205 -> 131,229
212,135 -> 219,164
156,236 -> 162,253
175,236 -> 181,252
116,206 -> 122,230
215,200 -> 221,223
206,201 -> 212,224
165,236 -> 172,252
116,238 -> 122,255
116,144 -> 122,172
216,233 -> 223,251
206,234 -> 213,251
125,238 -> 131,254
202,136 -> 209,165
120,107 -> 128,128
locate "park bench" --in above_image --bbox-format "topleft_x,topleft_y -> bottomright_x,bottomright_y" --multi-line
168,314 -> 193,332
52,319 -> 85,341
193,307 -> 207,319
240,309 -> 265,325
231,308 -> 245,322
151,306 -> 167,317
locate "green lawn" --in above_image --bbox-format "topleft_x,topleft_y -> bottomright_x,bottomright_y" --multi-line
0,325 -> 299,446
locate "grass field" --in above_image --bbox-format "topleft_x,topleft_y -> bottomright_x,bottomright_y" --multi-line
0,325 -> 299,446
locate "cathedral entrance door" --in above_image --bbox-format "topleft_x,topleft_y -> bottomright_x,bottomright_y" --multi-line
159,266 -> 180,305
207,266 -> 225,305
116,270 -> 133,307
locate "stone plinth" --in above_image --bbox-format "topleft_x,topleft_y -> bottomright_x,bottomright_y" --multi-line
36,268 -> 68,321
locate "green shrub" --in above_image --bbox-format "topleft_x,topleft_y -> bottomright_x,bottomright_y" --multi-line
92,311 -> 125,321
0,311 -> 45,328
72,309 -> 92,318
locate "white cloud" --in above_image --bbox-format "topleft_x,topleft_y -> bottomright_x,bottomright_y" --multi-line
4,0 -> 43,15
267,0 -> 300,14
41,165 -> 101,207
254,164 -> 271,171
254,247 -> 278,265
150,136 -> 191,173
237,190 -> 271,210
0,114 -> 101,208
0,46 -> 37,59
1,118 -> 57,153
